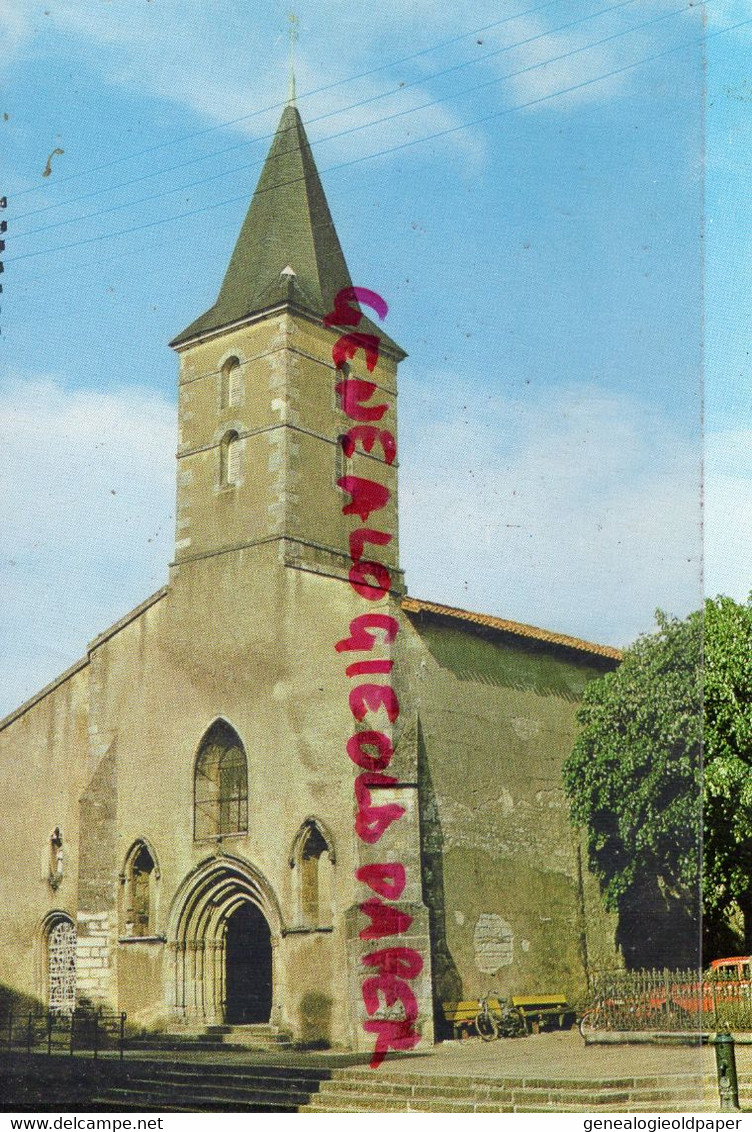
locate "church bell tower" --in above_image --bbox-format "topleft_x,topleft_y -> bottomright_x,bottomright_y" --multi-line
169,102 -> 405,590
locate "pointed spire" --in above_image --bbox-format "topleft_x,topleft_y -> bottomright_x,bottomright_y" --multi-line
171,102 -> 403,357
172,103 -> 354,346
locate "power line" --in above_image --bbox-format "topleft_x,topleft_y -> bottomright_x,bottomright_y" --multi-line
9,0 -> 575,204
13,78 -> 698,296
12,0 -> 644,227
14,0 -> 697,243
9,12 -> 740,269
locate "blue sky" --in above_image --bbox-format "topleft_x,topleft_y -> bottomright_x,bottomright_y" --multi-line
0,0 -> 749,716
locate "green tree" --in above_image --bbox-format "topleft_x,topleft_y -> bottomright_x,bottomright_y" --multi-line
564,607 -> 704,966
564,596 -> 752,965
703,596 -> 752,948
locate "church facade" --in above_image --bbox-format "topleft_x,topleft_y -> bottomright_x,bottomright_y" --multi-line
0,103 -> 620,1056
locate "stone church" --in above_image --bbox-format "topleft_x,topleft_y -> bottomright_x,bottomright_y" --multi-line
0,101 -> 620,1055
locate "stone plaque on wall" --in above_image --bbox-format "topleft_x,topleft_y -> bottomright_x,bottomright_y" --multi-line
473,913 -> 514,973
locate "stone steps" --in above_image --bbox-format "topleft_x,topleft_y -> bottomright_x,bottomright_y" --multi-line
91,1088 -> 300,1113
201,1024 -> 291,1046
127,1023 -> 293,1053
94,1086 -> 303,1113
96,1076 -> 314,1105
1,1053 -> 735,1114
90,1060 -> 331,1113
299,1069 -> 730,1113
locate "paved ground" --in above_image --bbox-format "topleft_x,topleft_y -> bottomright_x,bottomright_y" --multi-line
96,1031 -> 733,1081
378,1031 -> 718,1080
6,1035 -> 747,1112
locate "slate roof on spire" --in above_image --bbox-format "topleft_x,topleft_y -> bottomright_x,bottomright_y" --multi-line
171,104 -> 403,355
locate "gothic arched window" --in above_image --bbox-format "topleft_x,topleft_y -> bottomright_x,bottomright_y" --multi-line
194,721 -> 248,840
44,913 -> 76,1013
220,431 -> 241,487
291,820 -> 334,928
221,356 -> 242,409
122,841 -> 158,937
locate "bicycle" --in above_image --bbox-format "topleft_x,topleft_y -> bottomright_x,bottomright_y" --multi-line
475,993 -> 525,1041
578,1004 -> 603,1039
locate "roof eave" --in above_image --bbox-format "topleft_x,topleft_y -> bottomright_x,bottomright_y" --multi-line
402,596 -> 621,663
170,300 -> 407,361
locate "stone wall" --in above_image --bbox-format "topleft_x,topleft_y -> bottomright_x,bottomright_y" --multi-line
0,661 -> 90,1010
403,608 -> 619,1026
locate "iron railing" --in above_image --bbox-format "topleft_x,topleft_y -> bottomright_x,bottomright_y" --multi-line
584,968 -> 752,1033
0,1006 -> 127,1058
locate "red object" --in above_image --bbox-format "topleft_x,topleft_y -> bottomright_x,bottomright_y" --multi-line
346,730 -> 395,772
356,865 -> 407,900
341,426 -> 396,464
349,561 -> 392,601
335,614 -> 399,653
323,285 -> 388,328
335,378 -> 388,422
332,332 -> 381,373
349,527 -> 392,562
349,684 -> 400,723
337,475 -> 391,522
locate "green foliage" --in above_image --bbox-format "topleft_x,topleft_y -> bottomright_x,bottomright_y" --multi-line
565,596 -> 752,947
563,608 -> 703,917
703,596 -> 752,924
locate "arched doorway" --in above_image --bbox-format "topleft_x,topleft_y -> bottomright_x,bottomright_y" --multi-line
225,902 -> 272,1023
167,855 -> 281,1026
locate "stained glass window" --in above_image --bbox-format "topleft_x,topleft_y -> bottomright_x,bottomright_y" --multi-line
48,918 -> 76,1013
195,722 -> 248,839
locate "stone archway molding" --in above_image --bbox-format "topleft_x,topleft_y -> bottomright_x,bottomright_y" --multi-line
287,816 -> 337,868
166,854 -> 283,1025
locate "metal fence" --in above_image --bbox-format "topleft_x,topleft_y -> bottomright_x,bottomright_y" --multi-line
0,1006 -> 127,1058
584,969 -> 752,1033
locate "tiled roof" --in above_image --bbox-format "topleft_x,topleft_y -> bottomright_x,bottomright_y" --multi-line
402,596 -> 622,661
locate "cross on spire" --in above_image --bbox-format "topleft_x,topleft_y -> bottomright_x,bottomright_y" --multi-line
287,10 -> 299,105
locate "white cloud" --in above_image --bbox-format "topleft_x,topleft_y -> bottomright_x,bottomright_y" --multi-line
476,0 -> 708,114
33,0 -> 483,168
0,377 -> 175,718
705,0 -> 752,31
399,376 -> 704,647
4,0 -> 683,183
2,372 -> 743,719
293,57 -> 486,169
704,427 -> 752,603
0,0 -> 33,67
481,10 -> 629,112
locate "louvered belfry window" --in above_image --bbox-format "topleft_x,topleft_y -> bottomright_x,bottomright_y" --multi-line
228,360 -> 242,406
221,356 -> 242,408
194,721 -> 248,839
220,431 -> 241,487
226,433 -> 241,485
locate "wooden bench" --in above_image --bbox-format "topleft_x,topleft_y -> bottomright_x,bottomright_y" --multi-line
442,998 -> 502,1039
511,994 -> 573,1034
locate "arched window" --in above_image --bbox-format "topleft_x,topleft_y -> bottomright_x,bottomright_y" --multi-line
194,720 -> 248,840
220,431 -> 241,487
291,820 -> 334,928
44,913 -> 76,1013
121,841 -> 158,937
334,434 -> 352,486
221,356 -> 242,409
